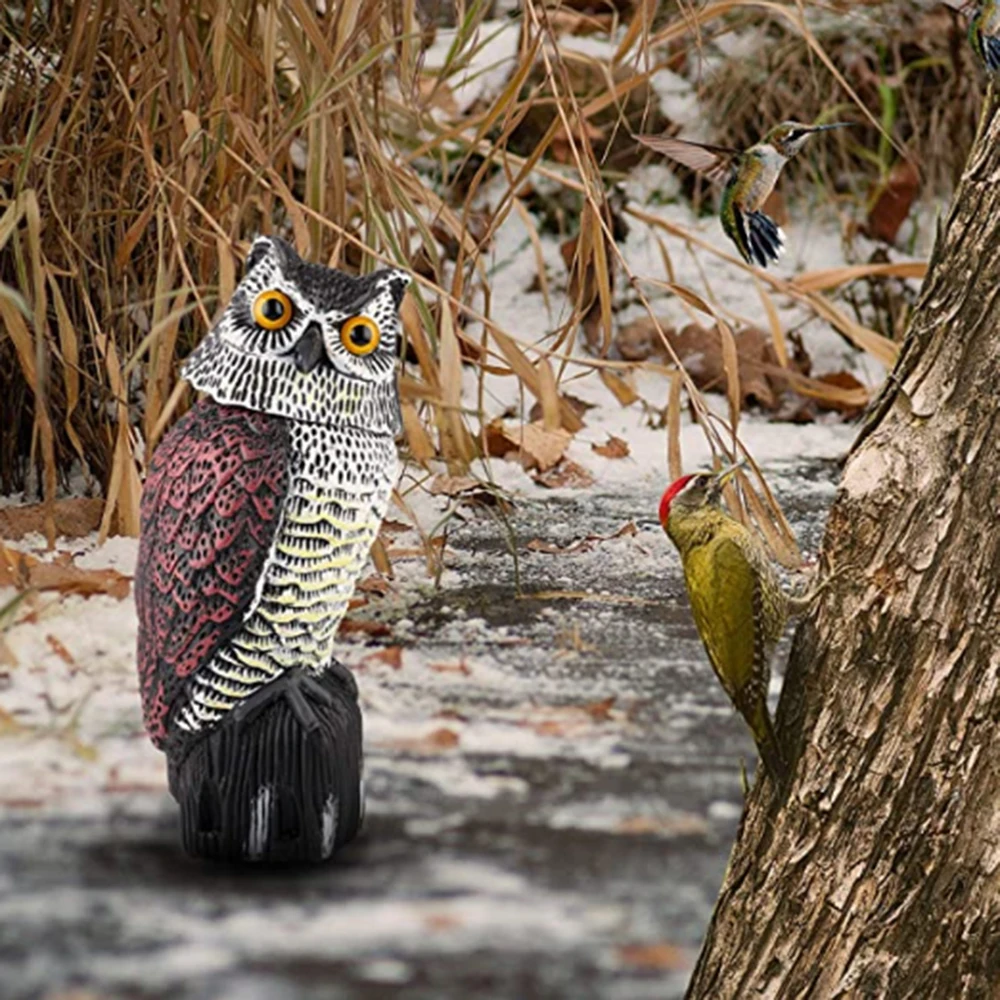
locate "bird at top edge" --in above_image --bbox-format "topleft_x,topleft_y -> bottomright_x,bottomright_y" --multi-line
941,1 -> 1000,73
636,120 -> 852,269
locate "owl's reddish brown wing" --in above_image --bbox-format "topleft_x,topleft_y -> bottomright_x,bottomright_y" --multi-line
135,397 -> 290,746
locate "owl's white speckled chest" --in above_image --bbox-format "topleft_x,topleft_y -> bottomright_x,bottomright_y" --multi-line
178,421 -> 397,733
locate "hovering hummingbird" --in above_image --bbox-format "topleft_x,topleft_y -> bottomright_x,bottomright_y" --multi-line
637,121 -> 852,268
942,1 -> 1000,72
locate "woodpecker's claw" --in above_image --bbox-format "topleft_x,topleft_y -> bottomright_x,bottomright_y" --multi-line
787,564 -> 846,616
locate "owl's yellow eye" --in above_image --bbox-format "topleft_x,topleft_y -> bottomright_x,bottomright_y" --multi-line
340,315 -> 380,356
252,290 -> 293,331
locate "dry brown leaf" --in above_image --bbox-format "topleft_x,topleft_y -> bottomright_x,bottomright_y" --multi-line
519,590 -> 658,606
814,371 -> 867,416
338,618 -> 393,638
534,458 -> 595,490
525,522 -> 636,555
616,943 -> 689,971
866,160 -> 921,245
524,698 -> 622,737
0,706 -> 25,736
592,434 -> 630,459
383,726 -> 461,754
484,419 -> 572,473
529,392 -> 595,424
423,912 -> 462,933
582,696 -> 617,721
0,544 -> 131,600
0,498 -> 104,541
356,575 -> 392,597
615,813 -> 710,837
429,658 -> 471,676
429,474 -> 479,496
598,368 -> 639,406
615,319 -> 677,362
46,634 -> 75,666
380,519 -> 412,536
363,646 -> 403,670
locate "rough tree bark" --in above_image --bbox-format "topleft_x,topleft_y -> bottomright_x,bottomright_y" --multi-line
685,103 -> 1000,997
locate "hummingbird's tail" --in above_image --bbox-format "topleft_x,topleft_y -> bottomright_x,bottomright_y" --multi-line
742,209 -> 785,268
730,203 -> 785,268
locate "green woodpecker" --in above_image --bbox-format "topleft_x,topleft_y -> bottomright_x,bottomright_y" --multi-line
659,464 -> 794,785
636,121 -> 851,268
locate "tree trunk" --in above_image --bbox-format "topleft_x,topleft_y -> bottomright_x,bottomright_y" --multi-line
685,102 -> 1000,998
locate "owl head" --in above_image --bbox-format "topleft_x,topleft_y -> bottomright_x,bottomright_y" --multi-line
182,236 -> 411,434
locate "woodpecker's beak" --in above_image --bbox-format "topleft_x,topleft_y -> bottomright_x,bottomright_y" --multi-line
712,460 -> 746,488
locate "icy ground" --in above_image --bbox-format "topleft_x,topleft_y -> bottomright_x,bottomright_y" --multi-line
0,417 -> 851,1000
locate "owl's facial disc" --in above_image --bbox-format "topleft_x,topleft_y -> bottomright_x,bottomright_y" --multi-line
184,237 -> 411,431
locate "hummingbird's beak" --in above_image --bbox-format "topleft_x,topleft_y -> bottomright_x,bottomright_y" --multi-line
810,122 -> 853,132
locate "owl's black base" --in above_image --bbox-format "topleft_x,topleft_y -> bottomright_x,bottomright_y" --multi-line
166,663 -> 363,864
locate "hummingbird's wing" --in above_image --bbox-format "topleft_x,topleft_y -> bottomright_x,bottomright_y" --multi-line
635,135 -> 739,184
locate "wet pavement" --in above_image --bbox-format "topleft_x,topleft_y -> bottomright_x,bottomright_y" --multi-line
0,459 -> 840,1000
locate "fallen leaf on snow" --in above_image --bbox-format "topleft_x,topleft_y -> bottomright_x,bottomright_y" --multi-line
591,434 -> 630,459
356,575 -> 392,597
380,518 -> 412,535
0,706 -> 25,736
362,646 -> 403,670
528,392 -> 595,424
521,699 -> 623,737
615,813 -> 710,837
581,696 -> 617,721
0,544 -> 131,600
0,497 -> 104,540
815,371 -> 867,416
338,618 -> 393,638
428,474 -> 479,496
615,319 -> 676,362
533,458 -> 595,489
519,590 -> 658,606
381,727 -> 461,753
424,912 -> 462,932
429,658 -> 471,676
525,522 -> 637,555
428,473 -> 514,512
46,635 -> 75,666
485,419 -> 572,472
616,943 -> 689,971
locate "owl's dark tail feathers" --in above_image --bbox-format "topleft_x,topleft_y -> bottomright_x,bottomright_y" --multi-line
167,664 -> 363,864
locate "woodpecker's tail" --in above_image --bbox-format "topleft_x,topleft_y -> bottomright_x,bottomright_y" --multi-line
167,664 -> 363,864
747,700 -> 788,790
733,205 -> 785,268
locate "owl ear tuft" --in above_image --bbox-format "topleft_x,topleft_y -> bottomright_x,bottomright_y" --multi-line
244,236 -> 275,276
383,268 -> 412,309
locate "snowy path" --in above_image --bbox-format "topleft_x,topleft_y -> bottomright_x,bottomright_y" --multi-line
0,451 -> 844,1000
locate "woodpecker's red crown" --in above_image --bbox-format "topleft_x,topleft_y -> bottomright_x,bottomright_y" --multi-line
659,474 -> 695,526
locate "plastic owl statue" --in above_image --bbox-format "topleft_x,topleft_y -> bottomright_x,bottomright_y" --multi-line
135,236 -> 410,863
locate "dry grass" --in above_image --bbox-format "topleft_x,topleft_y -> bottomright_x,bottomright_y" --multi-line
0,0 -> 952,561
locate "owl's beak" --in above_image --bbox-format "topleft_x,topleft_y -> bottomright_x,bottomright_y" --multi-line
293,322 -> 326,374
